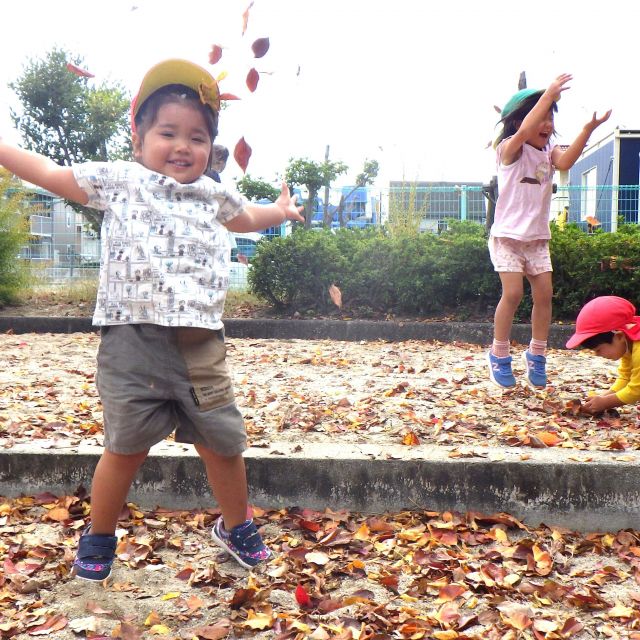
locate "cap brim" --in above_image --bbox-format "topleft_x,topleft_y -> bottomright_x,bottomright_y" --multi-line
566,331 -> 597,349
132,59 -> 216,120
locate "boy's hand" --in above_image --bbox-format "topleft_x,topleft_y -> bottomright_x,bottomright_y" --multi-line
582,393 -> 619,415
275,182 -> 304,223
584,109 -> 612,134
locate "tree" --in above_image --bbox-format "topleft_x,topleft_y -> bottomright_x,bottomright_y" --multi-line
0,169 -> 30,306
336,159 -> 379,228
9,48 -> 131,232
236,174 -> 280,202
285,157 -> 347,229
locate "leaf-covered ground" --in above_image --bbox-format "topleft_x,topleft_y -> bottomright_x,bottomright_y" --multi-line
3,496 -> 640,639
4,333 -> 640,639
0,333 -> 637,453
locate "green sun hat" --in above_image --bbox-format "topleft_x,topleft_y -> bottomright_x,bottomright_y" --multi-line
501,88 -> 543,118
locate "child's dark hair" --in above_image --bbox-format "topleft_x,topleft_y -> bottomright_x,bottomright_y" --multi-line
578,331 -> 615,350
134,84 -> 219,167
494,92 -> 558,147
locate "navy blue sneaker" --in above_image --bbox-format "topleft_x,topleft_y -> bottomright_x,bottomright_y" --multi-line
211,517 -> 271,569
486,351 -> 516,388
522,350 -> 547,388
72,527 -> 117,581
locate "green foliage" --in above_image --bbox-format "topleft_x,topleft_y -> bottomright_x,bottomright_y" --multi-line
387,182 -> 428,236
285,157 -> 348,229
248,220 -> 640,320
248,229 -> 345,310
549,222 -> 640,319
249,223 -> 498,315
9,48 -> 131,232
0,170 -> 30,305
236,174 -> 279,202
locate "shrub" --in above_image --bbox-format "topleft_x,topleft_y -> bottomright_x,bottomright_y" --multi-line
0,170 -> 30,306
248,229 -> 346,311
247,221 -> 640,320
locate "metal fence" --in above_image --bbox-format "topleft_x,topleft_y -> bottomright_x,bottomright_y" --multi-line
21,184 -> 640,289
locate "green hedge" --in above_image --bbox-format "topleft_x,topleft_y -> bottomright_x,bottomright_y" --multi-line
248,221 -> 640,320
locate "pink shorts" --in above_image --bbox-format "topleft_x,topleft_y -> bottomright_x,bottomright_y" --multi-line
488,236 -> 552,276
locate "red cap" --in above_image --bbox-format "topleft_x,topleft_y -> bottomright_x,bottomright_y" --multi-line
566,296 -> 640,348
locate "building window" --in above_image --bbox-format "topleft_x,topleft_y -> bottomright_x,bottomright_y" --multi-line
581,167 -> 597,221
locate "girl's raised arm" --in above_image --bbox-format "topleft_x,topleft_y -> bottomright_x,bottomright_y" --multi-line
501,74 -> 572,165
0,139 -> 88,205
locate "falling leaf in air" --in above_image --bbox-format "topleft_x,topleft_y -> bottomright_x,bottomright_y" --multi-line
246,68 -> 259,92
241,1 -> 254,35
251,37 -> 270,58
237,253 -> 249,265
234,137 -> 252,173
66,63 -> 94,78
328,284 -> 342,309
208,45 -> 223,65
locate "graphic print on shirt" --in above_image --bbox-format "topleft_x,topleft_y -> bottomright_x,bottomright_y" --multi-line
73,161 -> 245,330
520,160 -> 552,186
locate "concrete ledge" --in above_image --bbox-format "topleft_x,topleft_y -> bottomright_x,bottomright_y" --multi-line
1,441 -> 638,531
0,316 -> 575,348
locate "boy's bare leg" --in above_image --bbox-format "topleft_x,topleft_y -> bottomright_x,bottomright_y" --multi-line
527,271 -> 553,342
493,272 -> 524,342
195,444 -> 248,529
88,449 -> 148,534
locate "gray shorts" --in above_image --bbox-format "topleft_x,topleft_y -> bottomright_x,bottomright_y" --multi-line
96,324 -> 246,456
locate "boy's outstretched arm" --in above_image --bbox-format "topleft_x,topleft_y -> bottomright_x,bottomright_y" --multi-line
225,182 -> 304,233
0,138 -> 88,204
552,109 -> 612,171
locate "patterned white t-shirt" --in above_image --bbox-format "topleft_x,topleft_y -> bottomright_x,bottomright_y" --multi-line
73,161 -> 246,330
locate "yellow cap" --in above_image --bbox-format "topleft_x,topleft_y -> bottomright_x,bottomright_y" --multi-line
131,59 -> 219,130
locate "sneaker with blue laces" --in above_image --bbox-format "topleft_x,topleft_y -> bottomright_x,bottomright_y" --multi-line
522,350 -> 547,388
486,350 -> 516,388
211,517 -> 271,569
72,526 -> 117,581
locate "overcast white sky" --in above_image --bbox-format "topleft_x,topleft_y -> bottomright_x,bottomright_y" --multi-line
0,0 -> 636,189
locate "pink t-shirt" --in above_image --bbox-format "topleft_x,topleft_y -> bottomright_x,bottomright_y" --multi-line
491,139 -> 555,241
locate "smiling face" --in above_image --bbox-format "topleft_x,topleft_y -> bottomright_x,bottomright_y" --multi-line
525,108 -> 555,150
133,101 -> 212,184
592,331 -> 629,360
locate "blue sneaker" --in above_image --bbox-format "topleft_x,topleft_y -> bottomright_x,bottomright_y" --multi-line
486,351 -> 516,388
72,527 -> 117,581
522,350 -> 547,388
211,517 -> 271,569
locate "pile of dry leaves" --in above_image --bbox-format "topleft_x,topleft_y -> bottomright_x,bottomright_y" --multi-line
0,333 -> 637,454
3,493 -> 640,639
